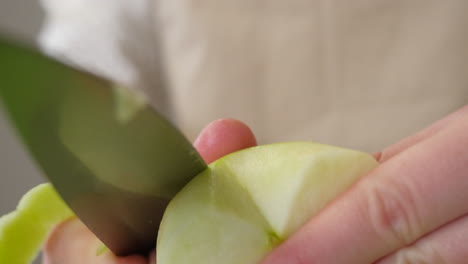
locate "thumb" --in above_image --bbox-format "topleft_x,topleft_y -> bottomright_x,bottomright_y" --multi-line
193,119 -> 257,164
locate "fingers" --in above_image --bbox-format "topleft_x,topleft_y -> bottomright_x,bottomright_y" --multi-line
375,213 -> 468,264
377,105 -> 468,163
193,118 -> 257,164
262,109 -> 468,264
42,218 -> 148,264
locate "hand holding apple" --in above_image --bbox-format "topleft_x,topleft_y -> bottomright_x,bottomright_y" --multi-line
42,105 -> 468,264
263,105 -> 468,264
43,117 -> 377,264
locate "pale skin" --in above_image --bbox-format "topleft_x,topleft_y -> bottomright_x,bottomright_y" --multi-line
44,105 -> 468,264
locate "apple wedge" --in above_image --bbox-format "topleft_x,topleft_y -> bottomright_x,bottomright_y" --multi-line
157,142 -> 378,264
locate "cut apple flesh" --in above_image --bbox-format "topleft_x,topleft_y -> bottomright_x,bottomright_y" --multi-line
157,142 -> 378,264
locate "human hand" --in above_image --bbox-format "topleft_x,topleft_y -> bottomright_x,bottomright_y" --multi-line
262,105 -> 468,264
42,119 -> 257,264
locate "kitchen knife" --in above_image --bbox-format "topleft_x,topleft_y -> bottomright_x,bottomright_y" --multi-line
0,36 -> 207,256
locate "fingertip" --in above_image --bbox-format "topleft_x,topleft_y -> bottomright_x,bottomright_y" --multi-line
194,118 -> 257,164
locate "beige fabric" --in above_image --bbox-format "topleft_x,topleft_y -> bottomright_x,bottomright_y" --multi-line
155,0 -> 468,151
40,0 -> 468,152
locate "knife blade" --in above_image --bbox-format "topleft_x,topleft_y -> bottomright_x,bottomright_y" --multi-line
0,36 -> 207,256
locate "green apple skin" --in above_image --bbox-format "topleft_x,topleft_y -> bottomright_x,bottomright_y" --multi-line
0,184 -> 74,264
157,142 -> 378,264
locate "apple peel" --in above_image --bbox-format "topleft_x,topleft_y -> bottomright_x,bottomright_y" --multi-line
0,183 -> 74,264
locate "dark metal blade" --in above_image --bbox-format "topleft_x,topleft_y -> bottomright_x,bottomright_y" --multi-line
0,37 -> 207,256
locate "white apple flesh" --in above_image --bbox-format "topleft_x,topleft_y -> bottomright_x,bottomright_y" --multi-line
157,142 -> 378,264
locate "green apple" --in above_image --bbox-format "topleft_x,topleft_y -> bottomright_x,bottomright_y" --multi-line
157,142 -> 378,264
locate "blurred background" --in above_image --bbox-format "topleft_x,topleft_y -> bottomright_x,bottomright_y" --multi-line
0,0 -> 46,231
1,3 -> 48,263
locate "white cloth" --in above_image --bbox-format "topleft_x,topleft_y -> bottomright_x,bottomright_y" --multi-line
39,0 -> 468,152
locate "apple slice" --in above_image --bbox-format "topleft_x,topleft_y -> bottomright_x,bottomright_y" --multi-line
157,142 -> 378,264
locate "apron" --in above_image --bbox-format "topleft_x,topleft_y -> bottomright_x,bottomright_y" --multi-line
40,0 -> 468,152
